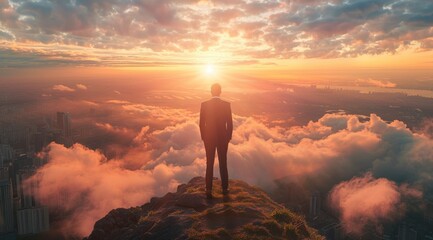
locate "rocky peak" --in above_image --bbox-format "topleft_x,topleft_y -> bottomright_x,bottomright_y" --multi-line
85,177 -> 324,240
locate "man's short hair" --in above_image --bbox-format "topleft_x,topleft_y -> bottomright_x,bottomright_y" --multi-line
211,83 -> 221,96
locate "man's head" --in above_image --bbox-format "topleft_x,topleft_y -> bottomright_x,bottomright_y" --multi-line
211,83 -> 221,96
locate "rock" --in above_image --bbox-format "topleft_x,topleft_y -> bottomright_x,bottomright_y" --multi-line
175,193 -> 208,211
86,177 -> 324,240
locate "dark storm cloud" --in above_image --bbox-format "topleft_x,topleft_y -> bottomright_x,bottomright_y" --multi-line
0,0 -> 432,64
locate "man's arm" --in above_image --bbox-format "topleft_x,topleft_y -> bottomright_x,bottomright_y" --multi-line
199,103 -> 205,141
227,103 -> 233,141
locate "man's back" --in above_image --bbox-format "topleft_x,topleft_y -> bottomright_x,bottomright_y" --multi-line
200,83 -> 232,199
200,98 -> 232,144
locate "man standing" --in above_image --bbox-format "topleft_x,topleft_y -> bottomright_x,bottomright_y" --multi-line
200,83 -> 233,199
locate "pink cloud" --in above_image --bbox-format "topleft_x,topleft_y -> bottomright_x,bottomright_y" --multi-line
95,122 -> 131,134
26,143 -> 156,236
26,142 -> 204,237
329,173 -> 402,234
76,83 -> 88,90
329,173 -> 422,235
106,99 -> 131,104
52,84 -> 75,92
357,78 -> 397,88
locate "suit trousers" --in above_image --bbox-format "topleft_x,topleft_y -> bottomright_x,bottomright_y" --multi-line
204,140 -> 229,192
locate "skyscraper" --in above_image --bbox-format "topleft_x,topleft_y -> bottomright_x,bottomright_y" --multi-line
309,191 -> 321,219
16,207 -> 49,235
56,112 -> 71,138
0,177 -> 14,233
15,168 -> 50,235
0,144 -> 14,167
16,169 -> 36,209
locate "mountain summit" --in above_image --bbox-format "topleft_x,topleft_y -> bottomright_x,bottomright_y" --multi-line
85,177 -> 324,240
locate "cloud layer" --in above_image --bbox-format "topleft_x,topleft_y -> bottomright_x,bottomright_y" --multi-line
329,173 -> 422,235
25,99 -> 433,237
52,84 -> 87,92
1,0 -> 433,66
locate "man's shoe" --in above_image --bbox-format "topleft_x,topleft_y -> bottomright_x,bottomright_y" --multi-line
222,189 -> 229,195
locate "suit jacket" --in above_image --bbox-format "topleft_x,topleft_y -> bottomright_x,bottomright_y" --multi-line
200,98 -> 233,144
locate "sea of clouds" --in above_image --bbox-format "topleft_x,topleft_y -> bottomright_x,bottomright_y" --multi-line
23,99 -> 433,237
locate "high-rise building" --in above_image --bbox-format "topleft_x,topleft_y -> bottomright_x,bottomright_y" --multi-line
398,222 -> 418,240
309,191 -> 321,219
56,112 -> 71,138
320,223 -> 344,240
425,199 -> 433,225
15,168 -> 50,235
0,144 -> 14,167
16,169 -> 37,209
16,207 -> 49,235
0,178 -> 14,233
33,132 -> 46,153
0,167 -> 9,181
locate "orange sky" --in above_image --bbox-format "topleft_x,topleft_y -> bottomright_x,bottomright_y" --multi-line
1,0 -> 432,87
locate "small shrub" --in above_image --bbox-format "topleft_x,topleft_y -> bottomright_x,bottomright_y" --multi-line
243,224 -> 272,237
284,223 -> 299,239
261,220 -> 283,236
271,209 -> 301,224
187,227 -> 232,240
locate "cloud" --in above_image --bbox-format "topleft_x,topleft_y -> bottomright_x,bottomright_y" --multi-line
24,103 -> 433,237
95,122 -> 130,135
76,83 -> 88,90
416,118 -> 433,138
52,84 -> 75,92
0,29 -> 14,40
106,99 -> 131,104
329,173 -> 407,235
1,0 -> 433,65
357,78 -> 397,88
81,100 -> 98,106
26,140 -> 205,236
26,143 -> 158,237
52,83 -> 87,92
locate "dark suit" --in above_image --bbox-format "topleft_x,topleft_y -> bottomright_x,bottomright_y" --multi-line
199,97 -> 233,193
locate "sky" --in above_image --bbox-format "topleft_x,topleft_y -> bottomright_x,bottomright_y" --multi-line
1,0 -> 433,86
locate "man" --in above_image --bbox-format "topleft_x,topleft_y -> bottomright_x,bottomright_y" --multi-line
200,83 -> 233,199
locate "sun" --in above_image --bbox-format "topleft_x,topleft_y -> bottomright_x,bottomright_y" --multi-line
204,64 -> 216,76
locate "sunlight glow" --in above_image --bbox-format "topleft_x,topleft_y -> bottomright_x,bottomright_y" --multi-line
205,64 -> 216,76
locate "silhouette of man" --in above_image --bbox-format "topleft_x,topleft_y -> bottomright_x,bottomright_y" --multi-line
200,83 -> 233,199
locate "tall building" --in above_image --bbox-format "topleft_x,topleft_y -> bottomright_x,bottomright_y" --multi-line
16,207 -> 49,235
56,112 -> 71,138
0,144 -> 14,167
320,223 -> 344,240
309,191 -> 321,219
16,169 -> 37,209
33,132 -> 47,153
15,168 -> 50,235
0,178 -> 14,233
0,167 -> 8,181
425,199 -> 433,225
398,222 -> 418,240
